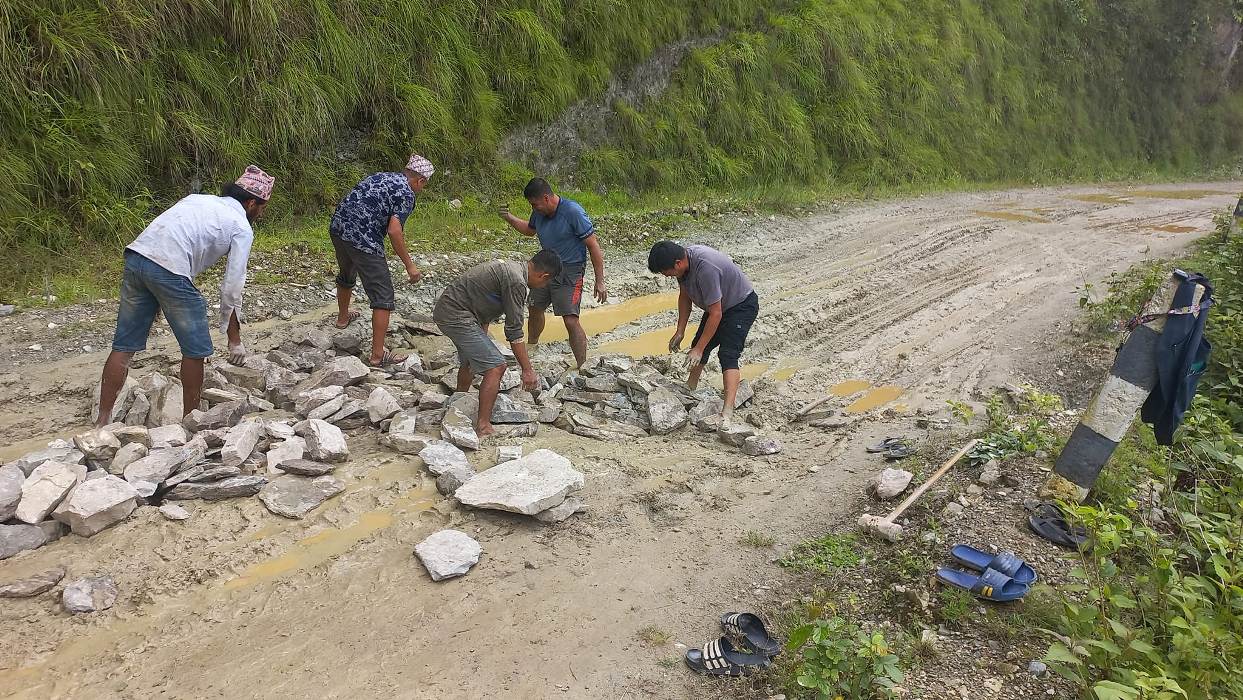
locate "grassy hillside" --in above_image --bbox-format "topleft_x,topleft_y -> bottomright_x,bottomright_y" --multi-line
1,0 -> 1241,298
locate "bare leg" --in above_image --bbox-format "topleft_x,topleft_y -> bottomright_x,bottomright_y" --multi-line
335,286 -> 355,327
721,368 -> 741,423
563,314 -> 587,369
527,307 -> 546,345
180,357 -> 205,415
455,363 -> 474,393
686,362 -> 705,391
96,351 -> 135,427
476,364 -> 505,436
369,308 -> 390,364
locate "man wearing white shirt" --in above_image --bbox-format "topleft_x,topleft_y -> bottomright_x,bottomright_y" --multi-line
94,165 -> 274,427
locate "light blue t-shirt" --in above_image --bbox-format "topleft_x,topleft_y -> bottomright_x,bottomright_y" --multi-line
529,198 -> 594,266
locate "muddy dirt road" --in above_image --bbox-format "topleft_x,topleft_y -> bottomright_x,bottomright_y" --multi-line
0,182 -> 1235,699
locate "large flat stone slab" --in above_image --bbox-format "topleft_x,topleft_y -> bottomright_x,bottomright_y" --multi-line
0,567 -> 66,598
164,475 -> 267,501
259,475 -> 345,519
454,449 -> 584,515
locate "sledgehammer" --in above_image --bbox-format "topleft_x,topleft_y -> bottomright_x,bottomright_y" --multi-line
858,439 -> 979,542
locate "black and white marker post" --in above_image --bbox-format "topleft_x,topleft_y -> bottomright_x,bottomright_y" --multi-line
1040,271 -> 1208,502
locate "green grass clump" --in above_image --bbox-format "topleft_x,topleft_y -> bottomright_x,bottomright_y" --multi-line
780,533 -> 862,574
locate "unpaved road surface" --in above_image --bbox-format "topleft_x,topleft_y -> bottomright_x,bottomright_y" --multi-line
0,182 -> 1235,699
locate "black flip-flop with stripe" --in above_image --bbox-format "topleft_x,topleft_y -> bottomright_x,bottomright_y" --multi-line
720,612 -> 781,657
684,637 -> 771,676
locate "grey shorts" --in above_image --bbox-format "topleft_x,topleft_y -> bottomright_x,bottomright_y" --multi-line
331,235 -> 395,311
436,320 -> 507,374
528,262 -> 585,316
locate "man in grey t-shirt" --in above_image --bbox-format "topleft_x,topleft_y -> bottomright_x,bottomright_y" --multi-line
648,241 -> 759,423
433,250 -> 562,436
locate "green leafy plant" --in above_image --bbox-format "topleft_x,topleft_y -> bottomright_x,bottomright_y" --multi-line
786,617 -> 903,699
946,399 -> 974,425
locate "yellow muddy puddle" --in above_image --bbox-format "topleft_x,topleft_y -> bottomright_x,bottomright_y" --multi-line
972,210 -> 1050,224
844,386 -> 904,414
829,379 -> 872,397
1149,224 -> 1197,233
1127,189 -> 1233,200
596,324 -> 679,357
490,292 -> 677,343
1068,193 -> 1131,205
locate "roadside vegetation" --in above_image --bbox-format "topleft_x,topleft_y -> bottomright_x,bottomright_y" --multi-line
767,211 -> 1243,698
3,0 -> 1242,302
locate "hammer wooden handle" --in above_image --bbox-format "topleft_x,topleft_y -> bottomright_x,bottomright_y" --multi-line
886,439 -> 979,521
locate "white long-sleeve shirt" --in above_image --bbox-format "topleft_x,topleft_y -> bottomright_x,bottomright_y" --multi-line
126,194 -> 253,333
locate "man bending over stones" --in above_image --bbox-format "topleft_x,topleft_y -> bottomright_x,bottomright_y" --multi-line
648,241 -> 760,425
329,154 -> 431,366
432,251 -> 562,436
95,165 -> 274,427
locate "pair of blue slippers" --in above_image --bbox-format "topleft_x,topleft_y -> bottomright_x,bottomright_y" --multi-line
935,545 -> 1037,602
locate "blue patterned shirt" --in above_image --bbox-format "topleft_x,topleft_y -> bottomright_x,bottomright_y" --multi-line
329,172 -> 416,256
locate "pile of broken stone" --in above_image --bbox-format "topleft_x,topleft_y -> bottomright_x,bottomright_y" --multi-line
0,326 -> 779,593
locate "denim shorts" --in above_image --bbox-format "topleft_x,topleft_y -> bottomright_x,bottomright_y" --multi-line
112,250 -> 213,358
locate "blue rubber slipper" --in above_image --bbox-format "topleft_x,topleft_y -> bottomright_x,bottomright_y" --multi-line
936,567 -> 1029,602
949,545 -> 1037,585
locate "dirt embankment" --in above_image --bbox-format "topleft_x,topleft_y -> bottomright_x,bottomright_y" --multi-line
0,182 -> 1235,699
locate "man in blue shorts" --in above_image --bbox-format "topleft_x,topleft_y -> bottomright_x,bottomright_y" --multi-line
95,165 -> 274,427
330,154 -> 431,366
648,241 -> 760,425
498,178 -> 607,368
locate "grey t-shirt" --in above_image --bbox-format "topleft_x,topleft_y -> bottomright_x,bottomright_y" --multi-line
433,260 -> 529,342
679,244 -> 754,310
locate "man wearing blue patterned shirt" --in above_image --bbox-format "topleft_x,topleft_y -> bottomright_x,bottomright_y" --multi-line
329,154 -> 431,366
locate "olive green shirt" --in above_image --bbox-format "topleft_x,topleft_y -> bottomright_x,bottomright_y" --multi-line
433,260 -> 529,342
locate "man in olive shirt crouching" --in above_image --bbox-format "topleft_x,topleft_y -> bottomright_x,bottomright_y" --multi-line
433,250 -> 562,436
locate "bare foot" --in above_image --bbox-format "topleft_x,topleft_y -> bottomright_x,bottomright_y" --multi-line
476,422 -> 496,438
334,310 -> 360,329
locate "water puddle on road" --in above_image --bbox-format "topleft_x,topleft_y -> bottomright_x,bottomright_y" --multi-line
491,292 -> 677,343
1127,189 -> 1233,200
844,385 -> 905,414
1150,224 -> 1198,233
596,324 -> 679,358
972,210 -> 1051,224
225,486 -> 437,591
1068,193 -> 1131,205
829,379 -> 872,397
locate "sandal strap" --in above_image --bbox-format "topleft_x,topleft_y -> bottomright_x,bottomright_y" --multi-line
988,552 -> 1023,577
971,568 -> 1014,597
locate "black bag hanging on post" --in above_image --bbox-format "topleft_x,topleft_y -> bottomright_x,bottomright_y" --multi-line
1140,270 -> 1213,446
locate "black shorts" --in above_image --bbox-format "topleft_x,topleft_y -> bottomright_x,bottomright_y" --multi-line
331,235 -> 395,311
691,291 -> 759,371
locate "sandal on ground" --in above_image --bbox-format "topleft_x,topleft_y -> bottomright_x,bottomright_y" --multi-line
884,443 -> 917,460
684,637 -> 771,676
367,350 -> 405,368
936,566 -> 1029,602
720,612 -> 781,657
334,310 -> 361,329
867,437 -> 906,453
1027,502 -> 1089,550
949,545 -> 1037,585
